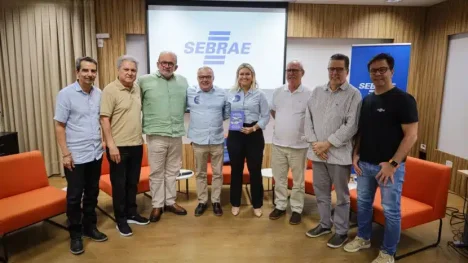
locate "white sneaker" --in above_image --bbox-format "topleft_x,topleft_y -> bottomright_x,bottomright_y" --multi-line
231,206 -> 240,216
343,236 -> 371,252
253,208 -> 262,217
372,251 -> 395,263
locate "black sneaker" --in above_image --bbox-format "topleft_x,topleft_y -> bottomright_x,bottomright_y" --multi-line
83,228 -> 108,242
127,214 -> 150,225
116,222 -> 133,237
70,238 -> 84,255
269,208 -> 286,220
327,233 -> 349,248
305,224 -> 332,238
194,203 -> 208,217
289,212 -> 302,225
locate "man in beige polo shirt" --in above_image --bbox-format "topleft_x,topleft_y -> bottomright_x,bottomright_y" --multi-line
100,55 -> 150,237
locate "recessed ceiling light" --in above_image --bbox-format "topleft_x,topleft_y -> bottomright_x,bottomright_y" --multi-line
386,0 -> 403,3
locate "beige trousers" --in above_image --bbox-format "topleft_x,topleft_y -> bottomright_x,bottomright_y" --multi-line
271,144 -> 307,213
193,143 -> 224,204
147,135 -> 182,208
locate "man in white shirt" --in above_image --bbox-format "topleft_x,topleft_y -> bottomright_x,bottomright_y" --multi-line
269,60 -> 312,225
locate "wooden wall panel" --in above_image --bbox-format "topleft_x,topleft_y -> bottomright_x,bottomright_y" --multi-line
95,0 -> 145,88
419,0 -> 468,196
287,4 -> 426,156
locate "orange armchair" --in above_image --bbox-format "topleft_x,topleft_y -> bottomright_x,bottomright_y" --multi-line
349,156 -> 451,260
0,151 -> 67,262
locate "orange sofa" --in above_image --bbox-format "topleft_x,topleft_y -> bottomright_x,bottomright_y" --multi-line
349,156 -> 451,260
206,162 -> 250,185
97,145 -> 151,221
0,151 -> 67,263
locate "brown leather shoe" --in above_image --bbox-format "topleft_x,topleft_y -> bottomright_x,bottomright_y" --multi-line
149,208 -> 163,222
164,203 -> 187,215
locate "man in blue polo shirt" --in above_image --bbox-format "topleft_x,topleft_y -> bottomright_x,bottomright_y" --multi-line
187,66 -> 230,216
54,56 -> 107,255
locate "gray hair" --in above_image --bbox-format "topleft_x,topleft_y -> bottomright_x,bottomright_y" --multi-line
287,60 -> 304,72
197,66 -> 214,75
117,55 -> 139,70
158,51 -> 178,64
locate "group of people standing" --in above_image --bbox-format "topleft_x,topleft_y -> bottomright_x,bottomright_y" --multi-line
54,50 -> 418,263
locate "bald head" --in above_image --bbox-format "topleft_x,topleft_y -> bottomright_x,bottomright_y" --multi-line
157,51 -> 178,79
159,51 -> 177,64
287,60 -> 304,72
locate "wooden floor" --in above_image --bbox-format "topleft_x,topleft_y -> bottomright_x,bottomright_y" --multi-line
2,176 -> 467,263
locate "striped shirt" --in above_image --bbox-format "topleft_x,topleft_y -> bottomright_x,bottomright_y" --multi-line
304,82 -> 362,165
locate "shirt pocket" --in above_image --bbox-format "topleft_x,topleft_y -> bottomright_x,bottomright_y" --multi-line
293,99 -> 308,114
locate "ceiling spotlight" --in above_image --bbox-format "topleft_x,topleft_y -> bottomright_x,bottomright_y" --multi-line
386,0 -> 403,2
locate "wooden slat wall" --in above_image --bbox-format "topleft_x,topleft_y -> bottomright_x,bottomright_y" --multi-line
94,0 -> 145,87
287,4 -> 426,108
419,0 -> 468,196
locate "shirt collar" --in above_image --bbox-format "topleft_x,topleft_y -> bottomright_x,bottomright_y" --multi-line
324,82 -> 350,91
155,70 -> 175,80
283,84 -> 304,93
74,81 -> 95,93
236,87 -> 255,94
114,78 -> 136,92
196,85 -> 216,93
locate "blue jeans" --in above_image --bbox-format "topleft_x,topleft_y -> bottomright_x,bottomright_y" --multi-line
356,161 -> 405,255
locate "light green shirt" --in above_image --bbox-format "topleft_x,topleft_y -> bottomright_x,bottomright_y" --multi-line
138,71 -> 188,137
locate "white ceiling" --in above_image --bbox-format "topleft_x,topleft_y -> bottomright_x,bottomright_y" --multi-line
219,0 -> 446,7
292,0 -> 445,6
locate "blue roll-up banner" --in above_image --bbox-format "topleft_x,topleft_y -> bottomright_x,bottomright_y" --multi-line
349,43 -> 412,99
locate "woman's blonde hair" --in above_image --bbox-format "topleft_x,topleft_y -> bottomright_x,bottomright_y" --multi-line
232,63 -> 258,91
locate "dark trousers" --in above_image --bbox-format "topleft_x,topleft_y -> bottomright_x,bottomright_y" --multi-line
64,157 -> 102,239
107,145 -> 143,223
227,123 -> 265,209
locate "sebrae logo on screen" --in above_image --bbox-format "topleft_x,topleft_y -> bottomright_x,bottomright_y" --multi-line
184,31 -> 251,65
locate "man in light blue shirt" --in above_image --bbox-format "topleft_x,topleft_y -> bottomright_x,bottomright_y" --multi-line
54,56 -> 107,256
187,66 -> 230,216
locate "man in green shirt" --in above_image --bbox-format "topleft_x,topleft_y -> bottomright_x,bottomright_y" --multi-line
139,51 -> 188,222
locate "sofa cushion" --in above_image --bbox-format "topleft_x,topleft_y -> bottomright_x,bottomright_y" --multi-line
99,167 -> 151,196
350,188 -> 434,230
207,164 -> 250,185
288,169 -> 314,195
0,186 -> 66,235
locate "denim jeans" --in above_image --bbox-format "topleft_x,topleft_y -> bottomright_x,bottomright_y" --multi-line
356,161 -> 405,255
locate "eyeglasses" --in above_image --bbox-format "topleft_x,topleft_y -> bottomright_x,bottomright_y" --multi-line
158,61 -> 175,68
328,67 -> 346,73
285,69 -> 302,73
369,67 -> 389,75
198,75 -> 213,80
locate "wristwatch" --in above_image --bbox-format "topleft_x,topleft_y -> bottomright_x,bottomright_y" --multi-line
389,159 -> 398,167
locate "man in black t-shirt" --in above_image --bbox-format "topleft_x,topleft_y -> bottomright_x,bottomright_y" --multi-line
343,53 -> 418,263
